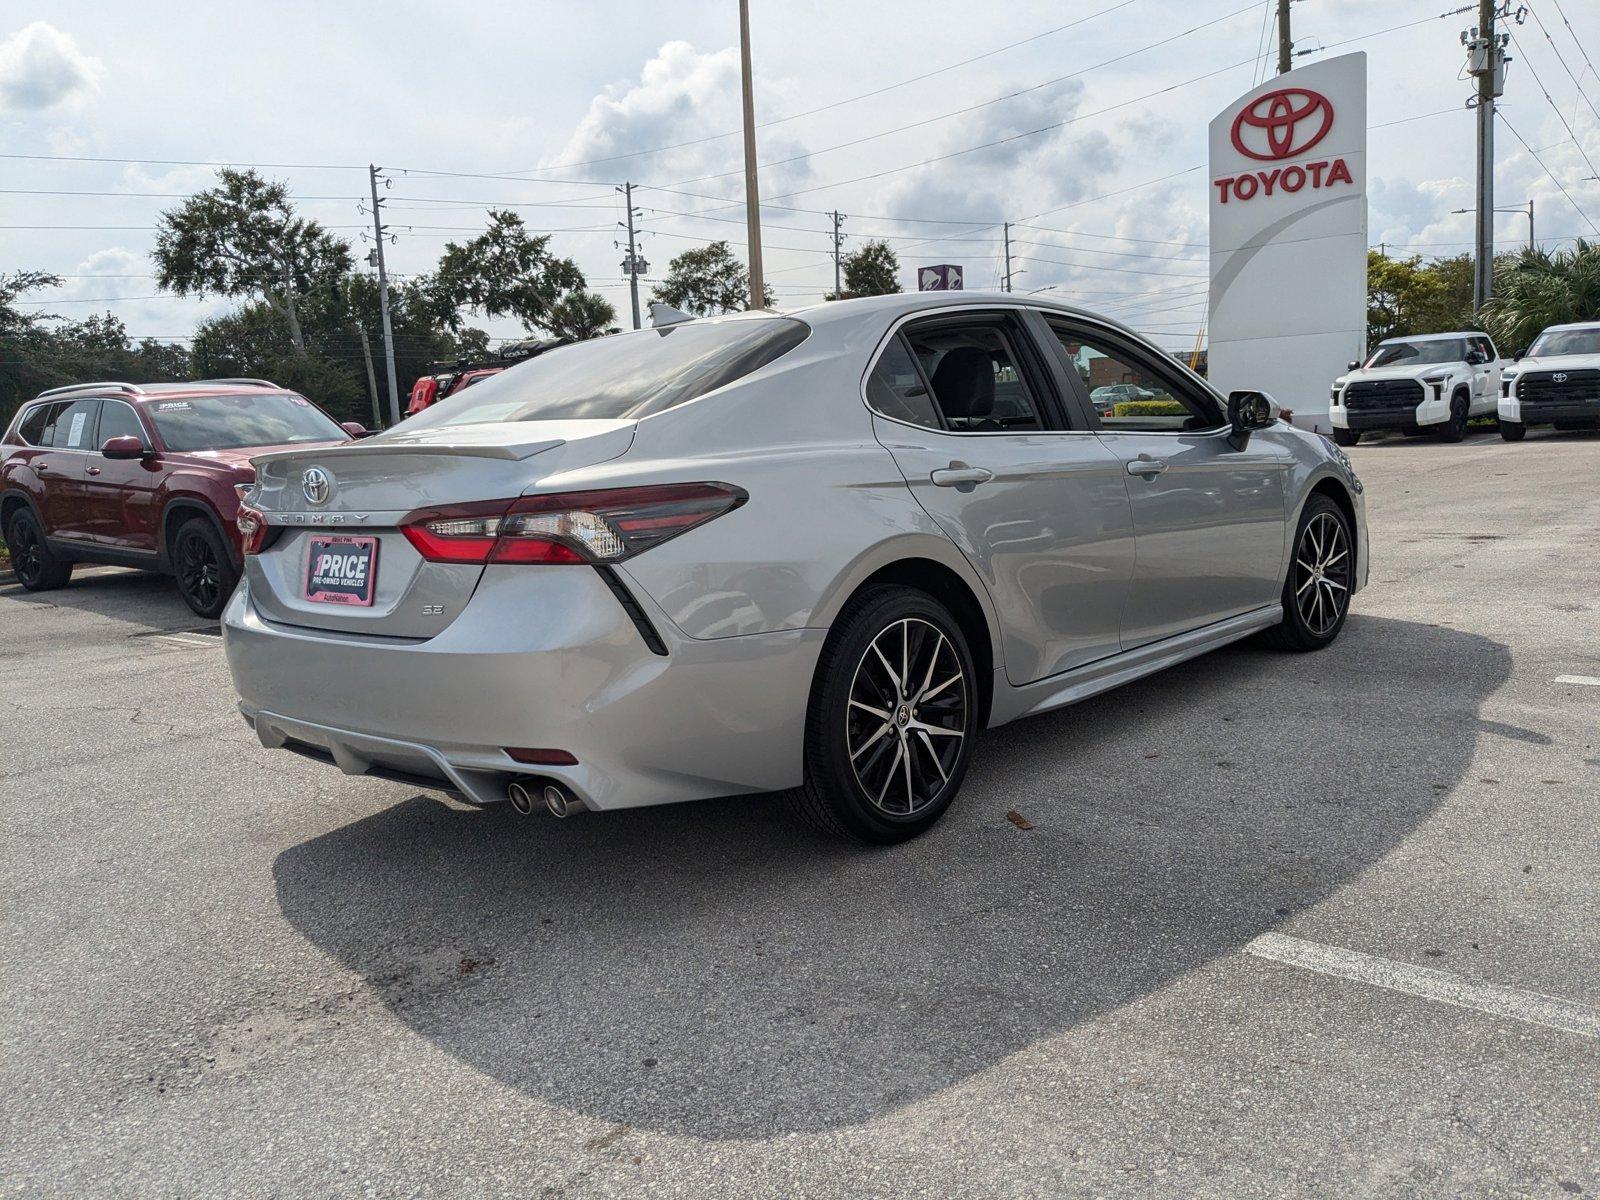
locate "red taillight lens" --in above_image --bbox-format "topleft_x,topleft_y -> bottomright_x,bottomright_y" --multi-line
237,503 -> 271,555
400,483 -> 745,566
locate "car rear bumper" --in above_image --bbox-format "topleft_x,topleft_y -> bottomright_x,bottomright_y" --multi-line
222,566 -> 826,810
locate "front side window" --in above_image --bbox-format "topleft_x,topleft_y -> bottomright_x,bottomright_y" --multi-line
98,401 -> 147,445
1048,321 -> 1222,433
402,317 -> 811,429
146,392 -> 345,452
1366,339 -> 1466,368
44,399 -> 100,449
899,319 -> 1048,432
1529,327 -> 1600,357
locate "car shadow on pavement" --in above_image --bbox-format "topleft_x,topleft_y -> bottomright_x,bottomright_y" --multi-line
1,566 -> 200,631
273,614 -> 1509,1139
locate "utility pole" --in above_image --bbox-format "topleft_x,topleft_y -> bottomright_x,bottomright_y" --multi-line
367,164 -> 401,426
738,0 -> 765,309
356,327 -> 381,430
1002,222 -> 1013,292
1464,0 -> 1511,311
618,182 -> 646,330
1523,197 -> 1534,251
1277,0 -> 1293,74
830,210 -> 846,299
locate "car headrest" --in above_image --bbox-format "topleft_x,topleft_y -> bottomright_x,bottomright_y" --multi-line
930,347 -> 995,418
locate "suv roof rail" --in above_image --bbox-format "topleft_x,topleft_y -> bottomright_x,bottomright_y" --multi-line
36,381 -> 145,399
196,377 -> 280,388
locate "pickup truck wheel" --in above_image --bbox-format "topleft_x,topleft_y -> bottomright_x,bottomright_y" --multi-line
1435,393 -> 1469,443
5,508 -> 73,591
1498,419 -> 1526,442
173,516 -> 239,619
1332,428 -> 1360,447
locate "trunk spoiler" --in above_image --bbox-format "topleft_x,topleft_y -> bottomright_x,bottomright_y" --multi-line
249,419 -> 635,467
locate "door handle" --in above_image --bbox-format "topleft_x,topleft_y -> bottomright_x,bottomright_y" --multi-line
86,466 -> 102,476
930,462 -> 994,488
1126,454 -> 1169,477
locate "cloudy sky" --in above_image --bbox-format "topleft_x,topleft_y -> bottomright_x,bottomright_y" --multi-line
3,0 -> 1598,352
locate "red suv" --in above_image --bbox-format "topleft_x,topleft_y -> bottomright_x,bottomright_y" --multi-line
1,379 -> 359,618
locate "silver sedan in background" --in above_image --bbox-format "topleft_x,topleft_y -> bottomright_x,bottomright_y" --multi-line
224,292 -> 1367,842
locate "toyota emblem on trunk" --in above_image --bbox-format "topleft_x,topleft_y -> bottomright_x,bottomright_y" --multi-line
302,467 -> 334,506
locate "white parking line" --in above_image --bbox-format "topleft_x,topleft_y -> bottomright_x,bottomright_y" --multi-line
1554,674 -> 1600,687
1244,933 -> 1600,1039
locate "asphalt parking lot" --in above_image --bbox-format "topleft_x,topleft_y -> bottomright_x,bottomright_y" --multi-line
2,427 -> 1596,1198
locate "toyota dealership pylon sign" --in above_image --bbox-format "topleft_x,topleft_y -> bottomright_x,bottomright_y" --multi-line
1208,53 -> 1367,431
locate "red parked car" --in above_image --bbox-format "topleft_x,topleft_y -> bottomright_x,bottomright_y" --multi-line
1,379 -> 360,617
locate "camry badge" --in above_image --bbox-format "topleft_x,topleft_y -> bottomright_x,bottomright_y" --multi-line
302,466 -> 333,506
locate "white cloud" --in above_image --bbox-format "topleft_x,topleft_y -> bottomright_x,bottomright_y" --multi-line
0,21 -> 103,112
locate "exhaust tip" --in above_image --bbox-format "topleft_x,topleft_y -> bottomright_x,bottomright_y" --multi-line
507,781 -> 536,815
543,783 -> 578,819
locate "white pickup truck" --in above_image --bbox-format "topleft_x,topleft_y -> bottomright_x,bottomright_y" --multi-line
1328,331 -> 1501,446
1498,321 -> 1600,441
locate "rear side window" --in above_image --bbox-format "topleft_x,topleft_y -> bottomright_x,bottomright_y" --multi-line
14,403 -> 57,445
865,336 -> 940,427
404,317 -> 811,428
43,399 -> 100,449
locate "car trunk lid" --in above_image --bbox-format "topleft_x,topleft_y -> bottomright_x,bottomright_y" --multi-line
242,420 -> 634,638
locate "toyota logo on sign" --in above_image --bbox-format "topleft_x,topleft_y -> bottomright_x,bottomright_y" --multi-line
1230,87 -> 1335,161
302,466 -> 334,506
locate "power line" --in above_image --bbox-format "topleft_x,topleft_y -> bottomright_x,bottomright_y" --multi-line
1523,3 -> 1600,123
1508,29 -> 1600,182
1496,110 -> 1600,234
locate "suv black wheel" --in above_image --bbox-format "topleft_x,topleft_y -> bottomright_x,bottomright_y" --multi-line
5,508 -> 72,591
1332,428 -> 1360,447
172,516 -> 239,619
785,586 -> 978,843
1435,392 -> 1469,443
1262,494 -> 1353,652
1499,418 -> 1526,442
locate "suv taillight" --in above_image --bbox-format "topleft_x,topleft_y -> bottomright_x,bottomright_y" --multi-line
400,483 -> 746,565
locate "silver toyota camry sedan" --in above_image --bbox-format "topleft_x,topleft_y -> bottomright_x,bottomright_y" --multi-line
224,292 -> 1366,841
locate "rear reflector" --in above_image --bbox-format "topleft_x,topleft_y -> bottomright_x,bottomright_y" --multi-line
504,747 -> 579,766
400,483 -> 746,566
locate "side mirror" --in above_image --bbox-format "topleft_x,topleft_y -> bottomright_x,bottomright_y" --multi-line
1465,351 -> 1485,365
1227,390 -> 1276,447
1347,360 -> 1361,372
1512,350 -> 1523,362
101,435 -> 149,460
340,421 -> 371,439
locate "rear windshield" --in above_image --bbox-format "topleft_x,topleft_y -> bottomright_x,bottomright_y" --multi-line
1366,339 -> 1465,368
401,317 -> 811,428
1528,327 -> 1600,358
146,392 -> 346,452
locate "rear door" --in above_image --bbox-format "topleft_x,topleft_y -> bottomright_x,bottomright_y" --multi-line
1041,316 -> 1289,649
868,308 -> 1135,684
36,398 -> 100,543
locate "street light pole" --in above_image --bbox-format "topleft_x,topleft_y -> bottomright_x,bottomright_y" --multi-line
738,0 -> 766,309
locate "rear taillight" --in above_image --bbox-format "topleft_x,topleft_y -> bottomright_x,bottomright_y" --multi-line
400,483 -> 746,566
237,503 -> 273,555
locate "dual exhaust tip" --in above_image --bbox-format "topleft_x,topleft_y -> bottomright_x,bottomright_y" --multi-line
507,779 -> 580,819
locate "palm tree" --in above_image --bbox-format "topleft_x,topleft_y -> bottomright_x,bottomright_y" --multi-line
1481,239 -> 1600,354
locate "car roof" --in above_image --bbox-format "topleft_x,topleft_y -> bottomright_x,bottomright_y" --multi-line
1377,332 -> 1475,344
1539,321 -> 1600,333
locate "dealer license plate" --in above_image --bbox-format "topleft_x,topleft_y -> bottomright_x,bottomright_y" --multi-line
304,535 -> 379,606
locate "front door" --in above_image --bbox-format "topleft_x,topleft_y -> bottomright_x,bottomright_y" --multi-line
867,309 -> 1136,685
1041,317 -> 1290,649
81,398 -> 161,553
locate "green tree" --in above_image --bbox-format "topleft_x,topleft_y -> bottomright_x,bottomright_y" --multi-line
428,210 -> 614,338
651,241 -> 774,315
831,240 -> 902,299
1366,252 -> 1443,346
1481,240 -> 1600,355
153,168 -> 352,359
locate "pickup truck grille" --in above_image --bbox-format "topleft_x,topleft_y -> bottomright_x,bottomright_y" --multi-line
1343,379 -> 1424,411
1518,369 -> 1600,412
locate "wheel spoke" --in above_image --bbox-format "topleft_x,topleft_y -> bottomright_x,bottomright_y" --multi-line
915,729 -> 948,784
850,698 -> 891,721
918,673 -> 961,705
850,721 -> 892,761
871,641 -> 902,695
917,632 -> 945,701
876,740 -> 905,808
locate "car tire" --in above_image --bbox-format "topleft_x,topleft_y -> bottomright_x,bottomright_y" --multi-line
1332,428 -> 1360,447
5,507 -> 72,591
1498,419 -> 1526,442
172,515 -> 239,619
1435,392 -> 1469,443
1261,494 -> 1354,653
784,585 -> 978,843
